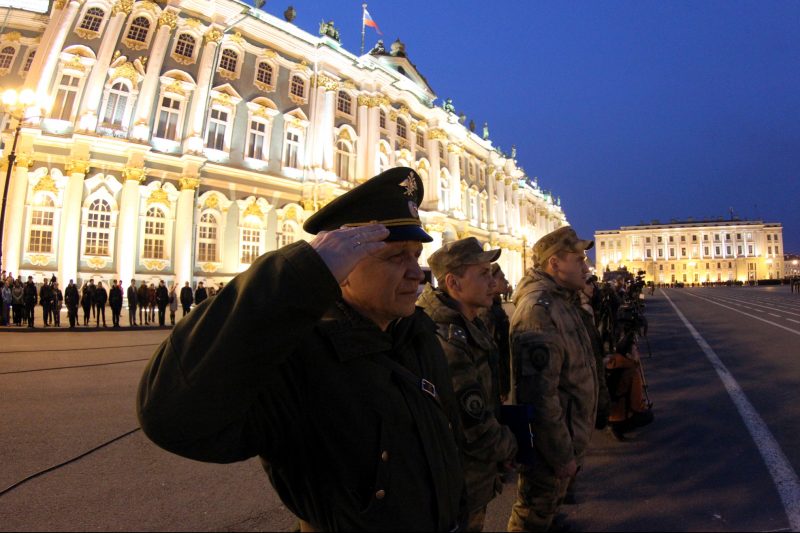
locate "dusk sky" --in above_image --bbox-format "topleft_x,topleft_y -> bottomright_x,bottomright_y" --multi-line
258,1 -> 800,256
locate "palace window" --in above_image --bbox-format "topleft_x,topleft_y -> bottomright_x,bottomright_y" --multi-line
100,81 -> 130,127
336,91 -> 352,115
127,16 -> 150,44
143,207 -> 166,259
154,96 -> 182,140
334,139 -> 354,182
416,129 -> 425,148
51,74 -> 81,121
397,117 -> 407,139
22,48 -> 35,72
205,108 -> 229,151
174,33 -> 196,61
240,224 -> 261,264
197,212 -> 218,263
277,221 -> 298,248
246,120 -> 268,160
85,199 -> 111,256
28,195 -> 55,254
379,109 -> 386,130
256,61 -> 273,87
219,49 -> 237,74
79,7 -> 105,33
283,130 -> 300,168
0,46 -> 16,69
290,75 -> 305,99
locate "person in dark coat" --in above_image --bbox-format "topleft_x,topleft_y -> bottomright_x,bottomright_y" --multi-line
193,281 -> 207,307
127,279 -> 138,326
179,282 -> 193,316
138,168 -> 466,532
39,278 -> 52,327
95,282 -> 108,327
80,281 -> 92,326
51,281 -> 63,327
137,281 -> 149,325
155,280 -> 169,326
65,279 -> 79,329
109,280 -> 124,328
86,279 -> 97,320
147,284 -> 157,324
23,276 -> 37,328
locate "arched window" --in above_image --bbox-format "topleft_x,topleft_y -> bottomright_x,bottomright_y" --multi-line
336,91 -> 352,115
290,75 -> 305,99
396,117 -> 407,139
219,49 -> 237,73
335,140 -> 354,182
79,7 -> 105,32
277,220 -> 297,248
174,33 -> 195,60
143,207 -> 166,259
438,176 -> 449,212
379,109 -> 386,129
22,48 -> 36,72
197,212 -> 218,262
28,195 -> 55,253
240,220 -> 261,264
127,16 -> 150,43
85,199 -> 111,256
256,61 -> 273,86
102,82 -> 129,126
0,46 -> 16,69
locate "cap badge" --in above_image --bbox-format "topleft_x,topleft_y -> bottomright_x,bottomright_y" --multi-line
399,172 -> 418,197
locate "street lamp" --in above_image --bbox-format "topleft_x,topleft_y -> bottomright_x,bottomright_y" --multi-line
0,87 -> 50,272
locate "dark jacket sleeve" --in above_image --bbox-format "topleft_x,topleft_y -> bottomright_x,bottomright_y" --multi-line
136,241 -> 341,464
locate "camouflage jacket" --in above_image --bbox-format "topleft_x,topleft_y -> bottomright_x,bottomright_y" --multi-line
418,284 -> 517,512
478,298 -> 511,400
510,269 -> 598,471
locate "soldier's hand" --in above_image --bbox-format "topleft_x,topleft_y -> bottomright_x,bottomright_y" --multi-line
555,459 -> 578,479
310,224 -> 390,284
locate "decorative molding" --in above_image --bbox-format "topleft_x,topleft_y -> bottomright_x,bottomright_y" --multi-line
184,18 -> 202,29
137,1 -> 159,14
243,202 -> 264,221
211,93 -> 233,108
29,254 -> 51,266
228,31 -> 245,45
315,73 -> 339,92
204,28 -> 223,44
143,259 -> 167,271
288,93 -> 305,106
428,128 -> 447,140
201,262 -> 219,273
86,256 -> 108,269
203,195 -> 219,210
122,37 -> 149,51
158,10 -> 178,29
112,0 -> 134,15
164,79 -> 186,96
54,0 -> 67,9
65,158 -> 91,175
75,28 -> 100,40
178,176 -> 200,191
122,166 -> 147,183
15,153 -> 34,169
110,61 -> 140,86
147,187 -> 170,206
33,175 -> 58,194
447,143 -> 462,155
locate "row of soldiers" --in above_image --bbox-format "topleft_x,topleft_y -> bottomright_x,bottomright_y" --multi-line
136,168 -> 651,532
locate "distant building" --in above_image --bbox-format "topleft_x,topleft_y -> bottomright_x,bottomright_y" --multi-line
0,0 -> 567,288
785,254 -> 800,278
595,219 -> 785,284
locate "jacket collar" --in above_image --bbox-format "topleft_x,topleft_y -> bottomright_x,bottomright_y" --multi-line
417,284 -> 495,351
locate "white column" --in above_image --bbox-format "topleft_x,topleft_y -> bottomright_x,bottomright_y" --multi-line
366,103 -> 380,176
33,0 -> 81,103
2,155 -> 33,275
496,177 -> 506,232
425,134 -> 440,207
173,177 -> 197,285
447,146 -> 461,216
182,29 -> 221,151
320,89 -> 335,172
355,97 -> 368,182
130,12 -> 179,141
487,172 -> 496,230
116,168 -> 144,284
77,11 -> 129,131
57,159 -> 90,283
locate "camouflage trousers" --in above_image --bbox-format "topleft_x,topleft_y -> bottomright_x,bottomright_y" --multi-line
507,465 -> 572,532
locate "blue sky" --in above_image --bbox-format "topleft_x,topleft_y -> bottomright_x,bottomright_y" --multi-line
257,1 -> 800,255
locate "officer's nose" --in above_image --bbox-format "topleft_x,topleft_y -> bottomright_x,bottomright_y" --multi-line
407,260 -> 424,282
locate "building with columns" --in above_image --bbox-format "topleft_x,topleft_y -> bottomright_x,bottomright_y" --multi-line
596,219 -> 785,284
0,0 -> 568,291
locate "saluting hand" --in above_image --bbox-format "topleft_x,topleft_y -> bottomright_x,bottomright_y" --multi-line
310,224 -> 390,284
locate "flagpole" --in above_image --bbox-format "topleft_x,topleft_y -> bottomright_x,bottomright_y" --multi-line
360,3 -> 367,55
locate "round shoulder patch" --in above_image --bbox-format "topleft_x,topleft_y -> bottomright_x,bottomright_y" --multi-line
530,347 -> 550,370
460,389 -> 485,420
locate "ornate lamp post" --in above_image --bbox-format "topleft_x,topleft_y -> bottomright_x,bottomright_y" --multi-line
0,88 -> 49,272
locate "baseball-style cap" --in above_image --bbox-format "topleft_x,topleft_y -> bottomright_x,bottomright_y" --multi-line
533,226 -> 594,267
428,237 -> 501,282
303,167 -> 432,243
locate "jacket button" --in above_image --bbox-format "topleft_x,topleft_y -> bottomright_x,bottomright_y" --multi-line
381,451 -> 389,462
375,489 -> 386,500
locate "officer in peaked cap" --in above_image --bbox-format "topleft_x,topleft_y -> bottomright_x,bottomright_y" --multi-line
507,226 -> 598,532
138,167 -> 466,532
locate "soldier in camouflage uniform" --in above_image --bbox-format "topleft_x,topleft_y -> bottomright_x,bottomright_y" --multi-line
418,237 -> 518,532
478,264 -> 512,404
507,227 -> 599,532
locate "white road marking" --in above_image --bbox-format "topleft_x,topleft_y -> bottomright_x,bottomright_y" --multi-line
770,314 -> 782,318
682,292 -> 800,337
662,290 -> 800,531
788,319 -> 800,325
711,296 -> 800,318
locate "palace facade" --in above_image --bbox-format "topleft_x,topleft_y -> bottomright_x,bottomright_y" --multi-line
596,219 -> 785,284
0,0 -> 567,289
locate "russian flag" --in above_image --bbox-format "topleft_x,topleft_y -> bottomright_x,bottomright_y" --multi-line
363,8 -> 382,35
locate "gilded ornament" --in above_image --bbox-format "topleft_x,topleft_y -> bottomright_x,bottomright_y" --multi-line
357,95 -> 370,107
388,110 -> 397,121
15,153 -> 34,169
122,37 -> 148,51
201,263 -> 218,273
398,105 -> 409,116
158,10 -> 178,29
427,128 -> 447,140
447,143 -> 462,154
262,49 -> 277,58
229,31 -> 244,45
203,195 -> 219,210
338,129 -> 351,141
184,18 -> 202,29
315,73 -> 338,92
65,159 -> 90,175
3,31 -> 22,42
54,0 -> 67,9
204,28 -> 223,44
504,177 -> 512,186
218,69 -> 237,81
288,93 -> 305,106
112,0 -> 134,15
33,174 -> 58,194
87,256 -> 108,269
212,93 -> 232,107
75,28 -> 100,40
178,176 -> 200,191
110,61 -> 140,86
243,202 -> 263,220
253,80 -> 273,92
147,187 -> 170,206
342,80 -> 356,90
122,166 -> 147,183
143,259 -> 167,271
164,80 -> 186,96
29,254 -> 51,266
138,1 -> 159,14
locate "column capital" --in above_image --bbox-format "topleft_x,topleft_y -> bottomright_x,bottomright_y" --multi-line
204,27 -> 224,44
122,166 -> 147,183
158,10 -> 179,30
315,73 -> 339,92
112,0 -> 134,15
65,158 -> 91,175
178,176 -> 201,191
15,152 -> 35,170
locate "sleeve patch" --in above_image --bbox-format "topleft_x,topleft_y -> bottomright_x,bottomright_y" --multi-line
459,387 -> 486,420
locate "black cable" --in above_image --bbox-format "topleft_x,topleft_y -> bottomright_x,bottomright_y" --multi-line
0,358 -> 150,375
0,343 -> 160,355
0,427 -> 142,498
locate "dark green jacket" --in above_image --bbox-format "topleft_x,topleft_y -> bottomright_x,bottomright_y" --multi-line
137,241 -> 464,532
417,285 -> 517,512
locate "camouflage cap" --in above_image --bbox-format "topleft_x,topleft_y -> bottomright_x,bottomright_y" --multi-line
428,237 -> 501,282
533,226 -> 594,267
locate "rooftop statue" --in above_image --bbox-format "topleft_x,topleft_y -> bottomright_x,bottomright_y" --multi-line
319,20 -> 340,42
442,98 -> 455,114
